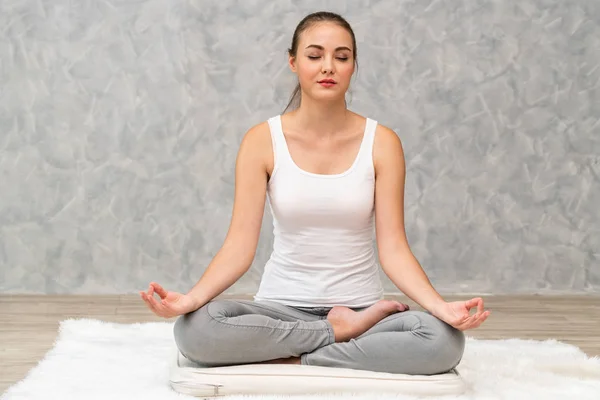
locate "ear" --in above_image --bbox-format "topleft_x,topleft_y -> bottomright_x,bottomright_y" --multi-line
288,54 -> 297,73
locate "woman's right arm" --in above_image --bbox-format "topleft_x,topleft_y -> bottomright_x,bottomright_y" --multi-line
184,122 -> 272,309
141,122 -> 272,317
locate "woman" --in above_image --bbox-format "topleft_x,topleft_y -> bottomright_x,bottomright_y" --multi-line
140,11 -> 490,375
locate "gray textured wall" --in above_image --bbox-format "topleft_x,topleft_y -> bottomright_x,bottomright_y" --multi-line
1,0 -> 599,295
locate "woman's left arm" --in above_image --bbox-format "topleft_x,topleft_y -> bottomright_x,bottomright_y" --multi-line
373,125 -> 490,331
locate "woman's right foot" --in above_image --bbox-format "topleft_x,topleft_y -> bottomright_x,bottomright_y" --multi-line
326,300 -> 409,342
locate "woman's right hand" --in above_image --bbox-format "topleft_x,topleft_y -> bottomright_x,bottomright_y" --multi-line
140,282 -> 198,318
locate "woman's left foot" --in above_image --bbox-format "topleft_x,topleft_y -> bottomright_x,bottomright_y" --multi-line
327,300 -> 409,342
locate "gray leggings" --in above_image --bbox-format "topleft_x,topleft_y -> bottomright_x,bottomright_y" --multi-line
173,299 -> 465,375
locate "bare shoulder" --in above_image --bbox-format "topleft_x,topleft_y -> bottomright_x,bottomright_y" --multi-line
373,123 -> 405,170
238,120 -> 274,175
241,120 -> 271,148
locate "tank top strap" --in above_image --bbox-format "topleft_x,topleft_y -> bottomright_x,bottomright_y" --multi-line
358,117 -> 378,169
267,115 -> 292,177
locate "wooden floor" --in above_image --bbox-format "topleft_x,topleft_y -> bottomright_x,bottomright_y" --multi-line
1,294 -> 599,394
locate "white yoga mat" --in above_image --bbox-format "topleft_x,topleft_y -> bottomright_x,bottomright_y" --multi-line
2,318 -> 599,400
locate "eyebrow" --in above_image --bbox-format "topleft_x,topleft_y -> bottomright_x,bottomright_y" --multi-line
305,44 -> 352,52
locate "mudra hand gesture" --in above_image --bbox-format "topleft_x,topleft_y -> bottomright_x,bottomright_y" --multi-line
433,297 -> 490,331
140,282 -> 197,318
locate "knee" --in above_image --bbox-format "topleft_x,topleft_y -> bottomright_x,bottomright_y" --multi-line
417,312 -> 466,373
173,300 -> 228,365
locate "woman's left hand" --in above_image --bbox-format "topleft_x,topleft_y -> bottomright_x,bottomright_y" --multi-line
432,297 -> 490,331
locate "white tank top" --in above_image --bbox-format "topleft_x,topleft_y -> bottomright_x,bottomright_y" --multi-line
253,115 -> 384,308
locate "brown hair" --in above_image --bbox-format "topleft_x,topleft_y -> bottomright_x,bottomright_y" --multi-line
283,11 -> 358,113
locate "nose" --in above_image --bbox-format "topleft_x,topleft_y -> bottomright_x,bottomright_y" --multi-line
321,55 -> 335,74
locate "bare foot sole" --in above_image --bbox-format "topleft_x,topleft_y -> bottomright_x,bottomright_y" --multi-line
327,300 -> 409,342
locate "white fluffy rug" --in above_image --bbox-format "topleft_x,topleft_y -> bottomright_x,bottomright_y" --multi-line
2,318 -> 600,400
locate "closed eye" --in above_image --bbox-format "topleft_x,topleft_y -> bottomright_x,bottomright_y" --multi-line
308,56 -> 349,61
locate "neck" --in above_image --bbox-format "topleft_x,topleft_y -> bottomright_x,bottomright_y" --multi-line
292,96 -> 350,137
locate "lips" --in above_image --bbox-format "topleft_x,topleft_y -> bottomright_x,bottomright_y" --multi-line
318,79 -> 336,84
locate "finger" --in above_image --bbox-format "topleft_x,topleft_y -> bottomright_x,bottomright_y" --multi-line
147,286 -> 167,312
466,317 -> 485,330
456,314 -> 480,330
140,291 -> 151,305
151,282 -> 169,299
455,309 -> 472,323
476,298 -> 484,314
146,289 -> 163,309
141,292 -> 156,309
144,290 -> 168,314
475,310 -> 491,326
454,320 -> 471,331
453,316 -> 470,329
465,297 -> 482,310
466,310 -> 490,330
140,292 -> 159,313
463,298 -> 478,311
466,298 -> 483,316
